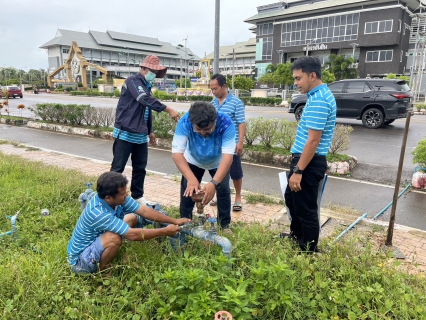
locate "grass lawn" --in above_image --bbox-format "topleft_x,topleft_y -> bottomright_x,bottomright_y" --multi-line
0,152 -> 425,319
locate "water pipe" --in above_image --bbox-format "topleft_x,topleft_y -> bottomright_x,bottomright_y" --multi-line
333,213 -> 367,243
371,183 -> 412,220
78,183 -> 96,211
0,210 -> 21,240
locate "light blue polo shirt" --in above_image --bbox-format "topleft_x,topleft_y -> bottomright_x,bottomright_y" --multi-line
291,84 -> 336,156
172,112 -> 236,170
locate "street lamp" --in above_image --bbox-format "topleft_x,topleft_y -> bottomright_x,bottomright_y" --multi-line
177,38 -> 193,93
305,38 -> 318,56
349,43 -> 359,61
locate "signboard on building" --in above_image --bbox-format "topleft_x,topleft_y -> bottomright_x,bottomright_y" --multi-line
190,77 -> 199,83
303,43 -> 328,52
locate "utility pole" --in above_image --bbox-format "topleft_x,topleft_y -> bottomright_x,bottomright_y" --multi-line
180,57 -> 183,88
232,48 -> 235,91
213,0 -> 220,74
349,43 -> 359,60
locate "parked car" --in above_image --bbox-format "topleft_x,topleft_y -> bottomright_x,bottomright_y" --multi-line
267,88 -> 283,98
289,79 -> 413,129
1,86 -> 23,98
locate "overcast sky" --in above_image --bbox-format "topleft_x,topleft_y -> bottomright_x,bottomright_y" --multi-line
1,0 -> 275,71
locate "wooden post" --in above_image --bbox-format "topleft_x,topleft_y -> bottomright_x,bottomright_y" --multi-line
386,112 -> 412,245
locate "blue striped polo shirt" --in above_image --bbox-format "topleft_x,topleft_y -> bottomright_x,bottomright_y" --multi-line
113,107 -> 149,144
291,84 -> 336,156
212,92 -> 245,143
67,194 -> 140,265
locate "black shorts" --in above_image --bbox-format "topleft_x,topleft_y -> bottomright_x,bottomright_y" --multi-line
230,154 -> 243,180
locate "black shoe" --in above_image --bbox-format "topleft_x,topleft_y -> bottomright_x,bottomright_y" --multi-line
279,232 -> 298,243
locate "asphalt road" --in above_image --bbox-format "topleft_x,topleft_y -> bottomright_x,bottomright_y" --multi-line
1,124 -> 425,231
6,93 -> 425,176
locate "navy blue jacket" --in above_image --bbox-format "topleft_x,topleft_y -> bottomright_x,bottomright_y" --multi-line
114,73 -> 167,134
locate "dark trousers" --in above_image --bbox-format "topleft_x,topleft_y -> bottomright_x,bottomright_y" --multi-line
110,139 -> 148,200
284,155 -> 327,252
180,163 -> 231,228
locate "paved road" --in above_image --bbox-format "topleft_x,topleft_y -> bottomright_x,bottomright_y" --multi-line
6,93 -> 425,184
1,124 -> 425,231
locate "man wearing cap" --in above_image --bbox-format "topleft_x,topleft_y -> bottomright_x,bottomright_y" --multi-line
111,55 -> 180,205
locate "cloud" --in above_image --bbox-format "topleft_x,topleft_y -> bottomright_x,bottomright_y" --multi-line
1,0 -> 271,69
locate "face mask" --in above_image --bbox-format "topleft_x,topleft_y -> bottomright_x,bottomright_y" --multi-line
145,71 -> 156,83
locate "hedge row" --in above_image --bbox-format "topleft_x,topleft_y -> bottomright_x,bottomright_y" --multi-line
69,90 -> 120,97
29,104 -> 116,127
240,97 -> 283,106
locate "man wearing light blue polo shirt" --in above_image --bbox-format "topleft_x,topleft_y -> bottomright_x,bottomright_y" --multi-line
282,56 -> 336,253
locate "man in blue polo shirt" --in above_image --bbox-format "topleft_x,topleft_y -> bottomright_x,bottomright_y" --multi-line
111,55 -> 180,206
172,101 -> 236,231
67,171 -> 190,274
210,74 -> 246,212
282,56 -> 336,253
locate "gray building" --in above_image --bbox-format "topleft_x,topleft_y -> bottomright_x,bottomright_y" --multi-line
205,38 -> 256,77
245,0 -> 423,86
40,29 -> 201,83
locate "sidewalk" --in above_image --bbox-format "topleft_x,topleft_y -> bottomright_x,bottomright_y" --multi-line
1,142 -> 425,269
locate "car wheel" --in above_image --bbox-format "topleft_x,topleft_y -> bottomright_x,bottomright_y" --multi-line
294,105 -> 304,121
383,119 -> 395,125
362,108 -> 384,128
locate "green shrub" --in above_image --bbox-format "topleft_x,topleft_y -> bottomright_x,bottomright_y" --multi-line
244,117 -> 263,146
152,110 -> 185,138
258,117 -> 279,148
329,124 -> 354,155
274,118 -> 298,151
240,97 -> 282,106
64,87 -> 73,92
412,137 -> 426,167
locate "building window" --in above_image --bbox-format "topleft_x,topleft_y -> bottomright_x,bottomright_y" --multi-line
401,50 -> 403,62
261,37 -> 273,60
257,23 -> 273,36
399,20 -> 402,33
364,20 -> 393,34
62,49 -> 69,54
366,50 -> 393,62
280,12 -> 359,47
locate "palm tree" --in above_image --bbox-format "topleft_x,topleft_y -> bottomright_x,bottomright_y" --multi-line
326,54 -> 358,80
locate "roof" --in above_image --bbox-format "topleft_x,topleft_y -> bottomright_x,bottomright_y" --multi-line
40,29 -> 201,60
205,38 -> 256,60
245,0 -> 422,24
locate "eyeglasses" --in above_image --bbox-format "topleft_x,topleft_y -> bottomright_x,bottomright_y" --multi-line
193,121 -> 216,135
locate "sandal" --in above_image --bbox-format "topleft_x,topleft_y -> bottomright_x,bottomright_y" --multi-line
232,202 -> 243,211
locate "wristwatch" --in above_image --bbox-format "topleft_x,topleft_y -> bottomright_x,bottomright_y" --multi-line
293,165 -> 304,174
210,179 -> 221,189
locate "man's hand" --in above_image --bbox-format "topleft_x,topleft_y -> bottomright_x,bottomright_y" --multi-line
184,178 -> 200,197
163,224 -> 181,236
167,108 -> 180,122
200,182 -> 216,206
149,133 -> 157,146
174,218 -> 191,225
289,173 -> 302,192
235,142 -> 244,156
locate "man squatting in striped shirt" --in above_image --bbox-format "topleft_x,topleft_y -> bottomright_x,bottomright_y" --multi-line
281,56 -> 336,253
67,172 -> 190,274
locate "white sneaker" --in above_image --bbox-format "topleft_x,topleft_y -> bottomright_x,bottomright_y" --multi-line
133,197 -> 147,205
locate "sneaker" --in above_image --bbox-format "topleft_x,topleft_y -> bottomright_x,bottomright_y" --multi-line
133,197 -> 147,205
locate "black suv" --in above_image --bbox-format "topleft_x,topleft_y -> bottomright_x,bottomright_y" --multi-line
289,79 -> 413,128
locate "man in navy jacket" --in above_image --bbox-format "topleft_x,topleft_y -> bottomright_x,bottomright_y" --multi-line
111,55 -> 179,204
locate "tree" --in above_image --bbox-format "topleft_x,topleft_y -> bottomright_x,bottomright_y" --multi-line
321,69 -> 336,84
326,54 -> 358,80
258,62 -> 293,87
265,63 -> 277,74
233,76 -> 254,90
174,78 -> 192,89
